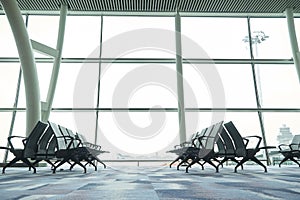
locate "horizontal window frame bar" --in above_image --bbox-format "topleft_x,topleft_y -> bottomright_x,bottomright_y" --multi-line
1,108 -> 300,112
0,57 -> 294,65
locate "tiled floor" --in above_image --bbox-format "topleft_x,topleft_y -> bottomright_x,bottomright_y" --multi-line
0,163 -> 300,200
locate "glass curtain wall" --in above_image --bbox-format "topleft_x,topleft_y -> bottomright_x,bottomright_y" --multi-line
0,13 -> 300,164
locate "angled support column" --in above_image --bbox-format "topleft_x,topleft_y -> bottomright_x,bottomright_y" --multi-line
0,0 -> 40,135
285,8 -> 300,83
42,4 -> 68,122
175,12 -> 187,143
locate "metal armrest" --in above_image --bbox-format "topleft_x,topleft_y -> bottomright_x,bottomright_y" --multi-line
0,146 -> 10,150
7,135 -> 27,150
244,135 -> 261,149
259,146 -> 276,150
289,143 -> 300,150
85,142 -> 102,150
278,144 -> 289,151
242,137 -> 249,146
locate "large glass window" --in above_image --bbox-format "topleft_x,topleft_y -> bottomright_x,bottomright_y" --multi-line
1,13 -> 300,163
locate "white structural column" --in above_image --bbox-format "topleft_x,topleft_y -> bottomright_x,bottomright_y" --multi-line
42,4 -> 68,121
0,0 -> 41,135
285,8 -> 300,83
175,12 -> 187,143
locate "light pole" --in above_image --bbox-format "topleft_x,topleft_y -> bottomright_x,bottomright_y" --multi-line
243,30 -> 271,165
243,31 -> 269,105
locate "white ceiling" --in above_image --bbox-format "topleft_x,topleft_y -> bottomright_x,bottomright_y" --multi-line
1,0 -> 300,16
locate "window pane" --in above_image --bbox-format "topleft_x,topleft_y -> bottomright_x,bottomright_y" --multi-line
249,18 -> 292,59
263,112 -> 300,147
97,112 -> 179,159
5,112 -> 26,161
102,16 -> 175,58
63,16 -> 101,58
0,63 -> 20,107
216,64 -> 257,108
259,64 -> 300,108
296,18 -> 300,43
100,63 -> 178,108
184,64 -> 257,108
223,112 -> 261,136
53,63 -> 98,108
27,15 -> 59,58
0,15 -> 21,56
49,112 -> 96,138
185,112 -> 216,138
36,63 -> 53,102
183,64 -> 212,108
181,17 -> 249,59
18,63 -> 52,107
263,112 -> 300,165
0,112 -> 13,161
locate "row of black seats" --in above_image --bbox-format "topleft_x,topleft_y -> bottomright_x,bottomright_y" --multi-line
0,121 -> 108,174
168,121 -> 276,173
278,134 -> 300,167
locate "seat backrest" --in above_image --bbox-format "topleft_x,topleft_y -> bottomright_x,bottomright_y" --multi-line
219,127 -> 236,155
35,123 -> 55,155
198,121 -> 223,158
66,127 -> 80,147
196,125 -> 214,149
216,128 -> 226,154
192,128 -> 207,148
205,121 -> 223,150
291,134 -> 300,150
23,121 -> 48,158
59,125 -> 77,148
46,134 -> 58,155
48,121 -> 68,150
224,121 -> 247,157
188,132 -> 197,143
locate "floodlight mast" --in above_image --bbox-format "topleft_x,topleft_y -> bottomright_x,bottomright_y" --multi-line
243,31 -> 269,106
243,30 -> 271,165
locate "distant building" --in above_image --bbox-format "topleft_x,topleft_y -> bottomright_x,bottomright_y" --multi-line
277,124 -> 293,145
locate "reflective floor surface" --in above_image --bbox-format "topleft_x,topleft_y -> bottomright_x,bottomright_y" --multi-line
0,164 -> 299,200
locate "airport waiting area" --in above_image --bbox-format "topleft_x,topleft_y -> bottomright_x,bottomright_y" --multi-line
1,0 -> 300,199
